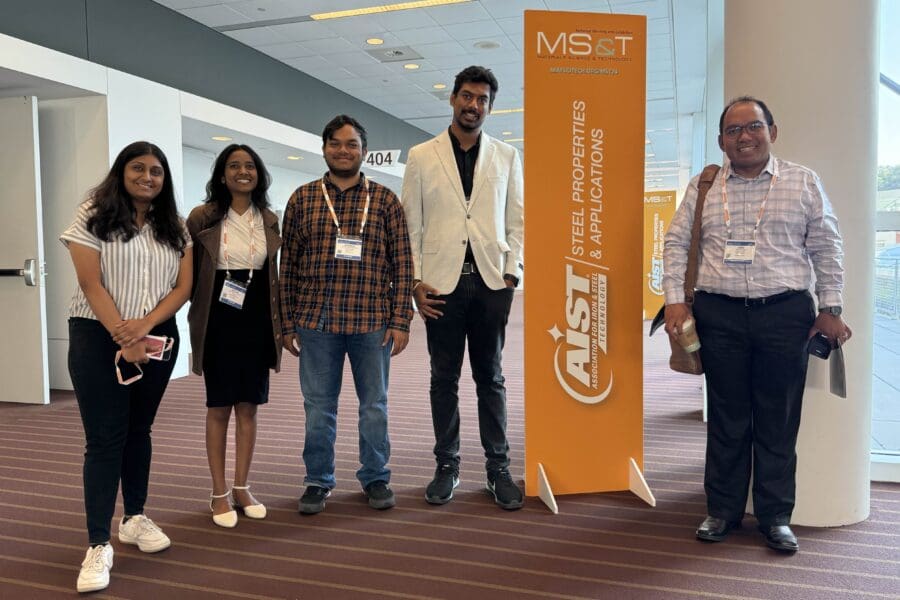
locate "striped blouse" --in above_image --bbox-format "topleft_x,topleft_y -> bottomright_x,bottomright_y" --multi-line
60,202 -> 192,321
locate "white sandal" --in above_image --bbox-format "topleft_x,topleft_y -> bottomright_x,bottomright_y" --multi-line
210,490 -> 238,528
232,485 -> 266,519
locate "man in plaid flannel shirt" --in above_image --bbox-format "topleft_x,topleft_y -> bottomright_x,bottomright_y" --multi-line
280,114 -> 413,515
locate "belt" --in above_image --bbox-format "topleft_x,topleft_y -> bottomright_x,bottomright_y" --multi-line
461,262 -> 477,275
699,289 -> 804,307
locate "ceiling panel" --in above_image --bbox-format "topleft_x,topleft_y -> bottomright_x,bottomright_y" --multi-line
154,0 -> 709,187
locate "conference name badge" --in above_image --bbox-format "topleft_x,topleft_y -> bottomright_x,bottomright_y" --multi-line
724,240 -> 756,265
335,235 -> 363,261
219,277 -> 248,309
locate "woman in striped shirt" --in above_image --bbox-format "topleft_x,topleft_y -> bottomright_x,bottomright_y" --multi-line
61,141 -> 193,594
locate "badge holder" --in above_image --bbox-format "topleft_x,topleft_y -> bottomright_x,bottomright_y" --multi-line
115,350 -> 143,385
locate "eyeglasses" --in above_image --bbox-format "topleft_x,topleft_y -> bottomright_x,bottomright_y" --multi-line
723,121 -> 768,138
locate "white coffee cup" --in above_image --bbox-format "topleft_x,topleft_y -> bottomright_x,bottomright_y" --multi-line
677,317 -> 701,352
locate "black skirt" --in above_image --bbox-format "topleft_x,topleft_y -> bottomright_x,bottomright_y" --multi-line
202,267 -> 275,407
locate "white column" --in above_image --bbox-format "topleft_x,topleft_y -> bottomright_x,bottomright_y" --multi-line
725,0 -> 878,525
106,70 -> 190,379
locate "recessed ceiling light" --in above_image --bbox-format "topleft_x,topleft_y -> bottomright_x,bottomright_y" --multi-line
432,83 -> 447,89
646,153 -> 655,158
286,156 -> 303,160
311,0 -> 470,21
473,40 -> 500,50
211,136 -> 232,142
505,138 -> 524,143
366,38 -> 384,45
403,63 -> 420,70
491,108 -> 523,115
502,131 -> 513,135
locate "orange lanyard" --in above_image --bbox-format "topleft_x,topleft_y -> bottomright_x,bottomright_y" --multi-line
321,177 -> 370,237
721,165 -> 777,240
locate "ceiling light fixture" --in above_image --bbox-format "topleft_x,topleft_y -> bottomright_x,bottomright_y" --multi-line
432,83 -> 447,89
404,63 -> 420,70
366,38 -> 384,45
502,131 -> 513,135
491,107 -> 523,115
504,138 -> 524,143
311,0 -> 470,21
286,156 -> 303,160
211,136 -> 232,142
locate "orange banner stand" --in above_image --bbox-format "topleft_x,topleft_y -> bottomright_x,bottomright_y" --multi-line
643,191 -> 677,319
523,11 -> 653,513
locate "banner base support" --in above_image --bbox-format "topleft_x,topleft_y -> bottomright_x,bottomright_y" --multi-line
536,463 -> 559,514
628,457 -> 656,506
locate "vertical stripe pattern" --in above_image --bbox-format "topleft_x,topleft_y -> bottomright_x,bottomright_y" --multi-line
60,202 -> 191,320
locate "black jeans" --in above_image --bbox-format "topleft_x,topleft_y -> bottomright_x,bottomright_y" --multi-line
424,272 -> 515,473
68,317 -> 179,545
692,290 -> 815,527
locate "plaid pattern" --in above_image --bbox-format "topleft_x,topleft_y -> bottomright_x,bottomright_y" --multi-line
663,155 -> 843,307
280,173 -> 413,335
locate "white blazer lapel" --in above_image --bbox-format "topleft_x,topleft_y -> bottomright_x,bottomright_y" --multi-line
434,131 -> 467,208
469,133 -> 496,209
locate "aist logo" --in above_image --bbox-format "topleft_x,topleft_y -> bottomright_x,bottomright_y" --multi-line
536,32 -> 633,57
548,265 -> 613,404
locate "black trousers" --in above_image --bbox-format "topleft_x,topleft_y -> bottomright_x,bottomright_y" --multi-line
68,317 -> 179,545
692,290 -> 815,527
424,272 -> 515,473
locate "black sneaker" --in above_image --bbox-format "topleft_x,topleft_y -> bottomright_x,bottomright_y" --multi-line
364,481 -> 396,510
486,469 -> 524,510
425,463 -> 459,505
298,485 -> 331,514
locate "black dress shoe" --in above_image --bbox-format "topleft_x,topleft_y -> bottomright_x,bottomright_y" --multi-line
696,515 -> 741,542
759,525 -> 799,553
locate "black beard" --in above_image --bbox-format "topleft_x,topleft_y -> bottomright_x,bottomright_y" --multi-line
329,167 -> 360,178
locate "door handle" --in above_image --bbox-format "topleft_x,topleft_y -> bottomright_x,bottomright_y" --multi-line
0,259 -> 38,286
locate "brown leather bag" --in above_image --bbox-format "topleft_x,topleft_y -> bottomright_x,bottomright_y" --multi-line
649,164 -> 721,375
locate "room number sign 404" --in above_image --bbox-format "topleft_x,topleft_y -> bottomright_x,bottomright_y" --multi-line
365,149 -> 401,167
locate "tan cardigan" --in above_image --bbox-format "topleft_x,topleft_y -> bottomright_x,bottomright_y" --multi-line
186,203 -> 283,375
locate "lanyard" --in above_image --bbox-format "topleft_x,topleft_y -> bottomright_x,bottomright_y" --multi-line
321,176 -> 370,237
222,207 -> 257,282
721,164 -> 777,239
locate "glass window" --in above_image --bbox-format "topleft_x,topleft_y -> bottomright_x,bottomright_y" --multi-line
874,1 -> 900,456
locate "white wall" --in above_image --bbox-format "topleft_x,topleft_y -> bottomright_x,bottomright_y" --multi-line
39,95 -> 109,390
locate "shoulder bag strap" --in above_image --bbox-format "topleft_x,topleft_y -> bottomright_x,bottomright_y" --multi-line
684,164 -> 721,304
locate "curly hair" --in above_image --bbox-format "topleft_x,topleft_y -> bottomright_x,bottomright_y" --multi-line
85,141 -> 186,254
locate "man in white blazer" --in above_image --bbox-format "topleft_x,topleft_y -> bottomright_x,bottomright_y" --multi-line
402,66 -> 524,510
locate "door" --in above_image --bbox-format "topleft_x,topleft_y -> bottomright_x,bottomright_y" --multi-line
0,96 -> 49,404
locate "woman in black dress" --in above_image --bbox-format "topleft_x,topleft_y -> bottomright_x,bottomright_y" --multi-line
187,144 -> 282,527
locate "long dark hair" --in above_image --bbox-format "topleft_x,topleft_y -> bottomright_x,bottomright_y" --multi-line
204,144 -> 271,214
85,141 -> 186,254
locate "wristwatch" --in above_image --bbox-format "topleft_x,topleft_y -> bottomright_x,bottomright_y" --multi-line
818,306 -> 842,316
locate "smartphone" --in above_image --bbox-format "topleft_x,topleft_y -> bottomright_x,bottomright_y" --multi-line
143,334 -> 173,361
807,332 -> 833,359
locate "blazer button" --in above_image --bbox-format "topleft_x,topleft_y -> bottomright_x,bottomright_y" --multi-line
466,214 -> 471,219
461,240 -> 466,245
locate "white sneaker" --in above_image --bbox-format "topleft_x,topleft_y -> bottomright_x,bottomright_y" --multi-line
117,515 -> 171,553
76,544 -> 113,593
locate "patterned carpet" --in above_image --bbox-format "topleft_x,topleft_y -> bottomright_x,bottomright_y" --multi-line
0,296 -> 898,599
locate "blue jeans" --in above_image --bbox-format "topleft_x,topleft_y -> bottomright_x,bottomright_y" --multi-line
297,326 -> 392,489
